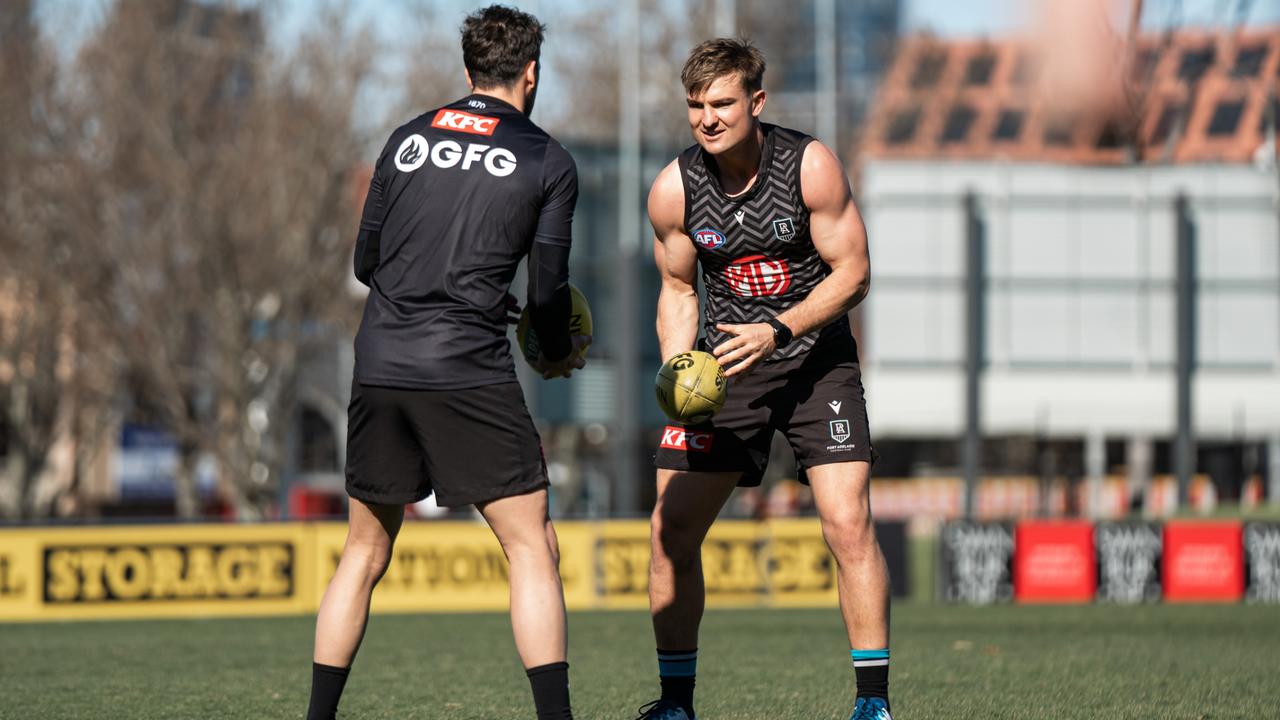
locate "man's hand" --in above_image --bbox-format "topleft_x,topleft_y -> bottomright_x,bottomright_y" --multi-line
534,335 -> 592,379
504,293 -> 522,325
713,323 -> 776,377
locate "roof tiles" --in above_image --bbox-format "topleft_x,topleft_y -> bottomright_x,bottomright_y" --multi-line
864,27 -> 1279,164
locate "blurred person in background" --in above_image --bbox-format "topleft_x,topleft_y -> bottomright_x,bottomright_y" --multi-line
641,39 -> 892,720
305,6 -> 585,720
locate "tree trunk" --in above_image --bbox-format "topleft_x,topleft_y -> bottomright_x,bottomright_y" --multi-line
173,445 -> 201,519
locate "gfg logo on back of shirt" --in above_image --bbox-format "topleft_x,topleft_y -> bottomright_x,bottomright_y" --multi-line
394,134 -> 517,177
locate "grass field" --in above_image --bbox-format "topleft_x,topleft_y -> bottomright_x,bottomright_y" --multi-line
3,604 -> 1278,719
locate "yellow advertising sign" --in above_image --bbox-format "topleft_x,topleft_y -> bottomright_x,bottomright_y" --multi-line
0,523 -> 314,621
309,521 -> 596,613
0,519 -> 839,622
765,518 -> 840,607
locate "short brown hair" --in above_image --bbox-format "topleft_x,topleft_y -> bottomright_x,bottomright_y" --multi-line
681,38 -> 766,96
461,5 -> 546,89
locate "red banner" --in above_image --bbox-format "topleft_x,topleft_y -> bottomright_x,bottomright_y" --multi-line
1014,521 -> 1096,603
1163,522 -> 1244,602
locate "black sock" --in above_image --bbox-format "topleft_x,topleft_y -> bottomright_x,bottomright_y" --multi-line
657,647 -> 697,716
305,662 -> 350,720
527,661 -> 573,720
851,649 -> 890,708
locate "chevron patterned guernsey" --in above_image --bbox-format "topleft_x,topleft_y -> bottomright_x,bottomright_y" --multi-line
678,123 -> 853,361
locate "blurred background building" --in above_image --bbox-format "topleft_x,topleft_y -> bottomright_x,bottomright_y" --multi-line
861,26 -> 1279,519
1,0 -> 1278,524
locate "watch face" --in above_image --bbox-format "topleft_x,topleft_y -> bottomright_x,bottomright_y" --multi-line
770,320 -> 791,347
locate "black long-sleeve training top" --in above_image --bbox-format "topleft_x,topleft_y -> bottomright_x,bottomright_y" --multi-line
352,93 -> 578,390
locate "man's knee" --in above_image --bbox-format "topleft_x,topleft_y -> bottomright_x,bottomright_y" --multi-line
820,507 -> 879,565
343,538 -> 395,584
650,508 -> 704,574
544,521 -> 561,569
497,522 -> 559,568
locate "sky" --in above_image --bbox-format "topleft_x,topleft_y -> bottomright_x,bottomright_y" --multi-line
270,0 -> 1280,51
39,0 -> 1280,60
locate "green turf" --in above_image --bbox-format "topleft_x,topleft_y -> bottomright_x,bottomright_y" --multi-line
2,604 -> 1277,719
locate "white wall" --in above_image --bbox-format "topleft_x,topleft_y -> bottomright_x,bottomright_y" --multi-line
860,160 -> 1280,439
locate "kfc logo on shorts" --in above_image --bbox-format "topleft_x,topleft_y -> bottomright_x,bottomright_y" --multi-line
660,426 -> 714,454
693,228 -> 726,250
725,255 -> 792,297
431,109 -> 500,136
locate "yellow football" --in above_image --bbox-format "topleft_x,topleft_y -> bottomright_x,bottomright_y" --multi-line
654,350 -> 727,424
516,284 -> 592,365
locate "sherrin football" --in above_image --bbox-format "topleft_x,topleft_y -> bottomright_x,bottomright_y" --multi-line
654,350 -> 727,424
516,284 -> 592,366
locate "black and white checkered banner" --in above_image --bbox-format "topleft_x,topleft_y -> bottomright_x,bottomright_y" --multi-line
1245,522 -> 1280,604
1095,521 -> 1162,604
939,521 -> 1014,604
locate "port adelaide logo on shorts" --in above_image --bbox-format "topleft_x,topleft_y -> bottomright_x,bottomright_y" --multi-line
693,228 -> 726,250
829,419 -> 851,444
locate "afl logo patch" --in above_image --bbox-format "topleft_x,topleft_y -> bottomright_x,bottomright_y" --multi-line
693,228 -> 725,250
394,134 -> 428,172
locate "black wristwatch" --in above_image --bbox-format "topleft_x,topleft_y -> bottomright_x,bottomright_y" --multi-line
767,317 -> 793,348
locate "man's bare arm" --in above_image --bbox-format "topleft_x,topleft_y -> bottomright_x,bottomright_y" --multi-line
649,160 -> 700,362
773,141 -> 869,335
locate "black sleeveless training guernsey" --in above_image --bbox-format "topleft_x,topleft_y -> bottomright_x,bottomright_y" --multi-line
678,123 -> 856,364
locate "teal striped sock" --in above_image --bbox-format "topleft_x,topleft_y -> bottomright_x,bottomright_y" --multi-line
658,648 -> 697,715
851,649 -> 889,704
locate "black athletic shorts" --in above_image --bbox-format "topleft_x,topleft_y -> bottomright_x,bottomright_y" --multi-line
345,380 -> 548,507
653,352 -> 874,487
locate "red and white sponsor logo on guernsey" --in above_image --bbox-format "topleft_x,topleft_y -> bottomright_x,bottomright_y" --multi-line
725,255 -> 792,297
660,426 -> 714,453
431,109 -> 500,136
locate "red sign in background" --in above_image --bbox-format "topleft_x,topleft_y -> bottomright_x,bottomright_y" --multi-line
1163,522 -> 1244,602
1014,521 -> 1096,603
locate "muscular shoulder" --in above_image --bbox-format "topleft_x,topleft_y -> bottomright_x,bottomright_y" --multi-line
647,158 -> 685,235
799,140 -> 851,213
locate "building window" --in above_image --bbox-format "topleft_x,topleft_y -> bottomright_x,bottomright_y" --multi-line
940,105 -> 976,143
1231,45 -> 1267,78
992,109 -> 1025,141
965,54 -> 996,85
1260,99 -> 1279,133
885,107 -> 921,144
1177,47 -> 1215,82
911,51 -> 946,88
1151,104 -> 1184,145
1207,99 -> 1245,136
1043,115 -> 1074,146
1095,121 -> 1125,149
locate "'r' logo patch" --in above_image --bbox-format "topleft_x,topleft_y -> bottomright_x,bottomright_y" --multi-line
772,217 -> 796,242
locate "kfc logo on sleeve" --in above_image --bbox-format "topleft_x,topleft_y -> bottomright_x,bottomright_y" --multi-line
431,109 -> 500,136
660,426 -> 714,454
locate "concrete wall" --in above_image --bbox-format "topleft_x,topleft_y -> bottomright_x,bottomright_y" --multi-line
861,160 -> 1280,440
